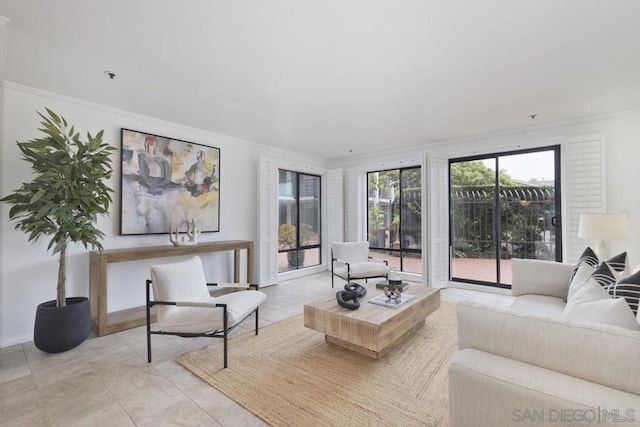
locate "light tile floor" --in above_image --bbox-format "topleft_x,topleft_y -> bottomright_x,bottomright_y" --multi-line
0,272 -> 513,426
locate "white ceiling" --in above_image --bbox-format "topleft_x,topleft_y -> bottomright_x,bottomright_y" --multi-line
1,0 -> 640,160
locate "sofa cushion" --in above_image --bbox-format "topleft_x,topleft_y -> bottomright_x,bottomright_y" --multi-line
456,303 -> 640,396
449,349 -> 640,427
562,278 -> 640,330
510,259 -> 574,299
510,294 -> 566,318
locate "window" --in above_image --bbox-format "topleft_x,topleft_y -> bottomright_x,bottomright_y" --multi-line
278,170 -> 321,272
367,167 -> 422,273
449,146 -> 562,287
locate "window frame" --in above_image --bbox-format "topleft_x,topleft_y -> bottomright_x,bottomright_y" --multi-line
448,145 -> 562,288
277,169 -> 322,272
366,166 -> 422,273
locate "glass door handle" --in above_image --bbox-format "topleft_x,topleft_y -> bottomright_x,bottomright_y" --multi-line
551,215 -> 560,227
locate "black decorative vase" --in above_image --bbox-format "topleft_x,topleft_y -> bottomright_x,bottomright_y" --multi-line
34,297 -> 91,353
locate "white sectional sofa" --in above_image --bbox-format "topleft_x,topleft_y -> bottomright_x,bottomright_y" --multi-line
449,258 -> 640,427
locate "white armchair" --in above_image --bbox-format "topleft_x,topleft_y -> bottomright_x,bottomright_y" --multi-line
331,241 -> 389,288
146,256 -> 266,368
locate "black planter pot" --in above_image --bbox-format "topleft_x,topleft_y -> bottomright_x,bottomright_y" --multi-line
34,297 -> 91,353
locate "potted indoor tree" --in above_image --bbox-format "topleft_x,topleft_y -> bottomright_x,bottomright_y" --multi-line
1,109 -> 115,353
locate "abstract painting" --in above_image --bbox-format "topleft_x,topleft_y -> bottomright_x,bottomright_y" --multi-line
120,129 -> 220,235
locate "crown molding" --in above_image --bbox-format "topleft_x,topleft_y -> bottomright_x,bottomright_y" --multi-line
3,81 -> 328,169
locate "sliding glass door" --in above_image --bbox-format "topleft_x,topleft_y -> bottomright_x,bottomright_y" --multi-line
450,146 -> 561,288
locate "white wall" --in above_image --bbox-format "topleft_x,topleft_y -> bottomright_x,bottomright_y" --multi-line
0,83 -> 327,347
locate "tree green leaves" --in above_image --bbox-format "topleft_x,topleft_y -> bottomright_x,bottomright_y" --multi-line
0,109 -> 116,306
450,161 -> 515,187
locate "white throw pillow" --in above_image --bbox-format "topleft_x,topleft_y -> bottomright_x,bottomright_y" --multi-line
562,278 -> 640,330
567,276 -> 610,304
566,263 -> 596,301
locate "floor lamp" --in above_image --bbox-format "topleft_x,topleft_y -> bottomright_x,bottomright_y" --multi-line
578,213 -> 629,260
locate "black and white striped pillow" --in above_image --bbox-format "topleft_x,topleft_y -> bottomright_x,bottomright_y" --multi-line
591,262 -> 618,289
569,247 -> 599,282
608,270 -> 640,316
606,251 -> 629,274
570,247 -> 628,282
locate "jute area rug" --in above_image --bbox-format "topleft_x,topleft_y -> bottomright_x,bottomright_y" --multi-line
178,302 -> 457,427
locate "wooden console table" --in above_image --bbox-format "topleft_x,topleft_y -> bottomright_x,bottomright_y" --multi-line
89,240 -> 254,336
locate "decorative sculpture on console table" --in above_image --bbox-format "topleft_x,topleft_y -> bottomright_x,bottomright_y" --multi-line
169,220 -> 201,246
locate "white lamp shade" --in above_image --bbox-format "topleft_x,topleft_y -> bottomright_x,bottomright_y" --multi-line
578,213 -> 629,240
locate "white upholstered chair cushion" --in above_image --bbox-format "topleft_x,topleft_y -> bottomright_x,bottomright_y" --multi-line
333,263 -> 390,279
331,241 -> 389,280
332,241 -> 371,264
216,291 -> 267,326
150,256 -> 266,333
151,256 -> 211,324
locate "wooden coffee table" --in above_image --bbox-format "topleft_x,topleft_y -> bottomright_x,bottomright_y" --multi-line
303,284 -> 440,359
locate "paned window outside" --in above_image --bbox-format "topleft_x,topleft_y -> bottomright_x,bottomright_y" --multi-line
278,170 -> 321,272
367,167 -> 422,274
